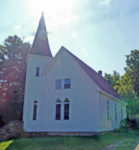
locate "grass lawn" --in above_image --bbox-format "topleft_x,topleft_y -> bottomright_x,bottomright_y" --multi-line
0,130 -> 138,150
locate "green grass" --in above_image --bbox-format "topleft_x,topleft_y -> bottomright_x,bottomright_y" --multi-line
115,130 -> 138,150
115,139 -> 136,150
0,130 -> 139,150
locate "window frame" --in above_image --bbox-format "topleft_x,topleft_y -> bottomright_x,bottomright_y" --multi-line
64,98 -> 70,120
64,78 -> 71,89
55,99 -> 62,120
107,100 -> 109,120
55,79 -> 62,90
33,100 -> 38,121
36,67 -> 40,77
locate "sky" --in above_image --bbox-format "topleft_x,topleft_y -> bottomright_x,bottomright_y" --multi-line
0,0 -> 139,75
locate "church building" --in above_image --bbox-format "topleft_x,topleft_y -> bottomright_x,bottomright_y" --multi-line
23,13 -> 127,133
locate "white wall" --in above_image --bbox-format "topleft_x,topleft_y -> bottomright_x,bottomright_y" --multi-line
23,49 -> 126,133
23,54 -> 53,131
99,93 -> 127,131
23,49 -> 100,132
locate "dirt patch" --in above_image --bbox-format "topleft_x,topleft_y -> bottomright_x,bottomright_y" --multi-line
101,143 -> 120,150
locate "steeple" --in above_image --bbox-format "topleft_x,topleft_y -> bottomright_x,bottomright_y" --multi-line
31,12 -> 52,57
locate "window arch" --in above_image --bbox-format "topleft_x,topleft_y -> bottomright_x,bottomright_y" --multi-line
55,99 -> 61,120
64,98 -> 70,120
64,98 -> 70,103
56,99 -> 61,103
33,100 -> 38,120
34,100 -> 38,104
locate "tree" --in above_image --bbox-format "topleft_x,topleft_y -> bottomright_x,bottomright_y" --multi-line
104,70 -> 120,92
104,73 -> 113,85
125,50 -> 139,96
0,35 -> 31,124
117,73 -> 135,97
104,50 -> 139,119
104,50 -> 139,98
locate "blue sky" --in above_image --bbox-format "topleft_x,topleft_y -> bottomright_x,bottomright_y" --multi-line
0,0 -> 139,75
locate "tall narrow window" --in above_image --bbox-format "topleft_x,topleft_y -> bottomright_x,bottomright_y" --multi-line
33,100 -> 38,120
115,104 -> 117,121
64,98 -> 70,120
55,79 -> 62,89
36,67 -> 40,77
64,79 -> 71,89
107,100 -> 109,120
55,99 -> 61,120
121,106 -> 123,120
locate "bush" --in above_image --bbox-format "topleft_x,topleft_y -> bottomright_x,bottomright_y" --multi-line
127,119 -> 137,129
113,119 -> 128,133
113,117 -> 138,133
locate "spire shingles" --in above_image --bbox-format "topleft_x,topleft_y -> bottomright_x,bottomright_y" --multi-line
31,13 -> 52,57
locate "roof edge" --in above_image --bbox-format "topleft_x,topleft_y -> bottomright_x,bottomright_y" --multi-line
99,90 -> 127,106
41,46 -> 64,75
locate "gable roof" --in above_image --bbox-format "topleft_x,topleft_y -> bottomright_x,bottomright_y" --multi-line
31,13 -> 52,57
43,46 -> 121,99
65,48 -> 121,99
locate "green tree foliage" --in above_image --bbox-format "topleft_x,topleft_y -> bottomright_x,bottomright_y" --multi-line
104,71 -> 120,92
104,50 -> 139,98
125,50 -> 139,96
104,50 -> 139,119
123,97 -> 139,118
117,73 -> 135,97
0,35 -> 31,124
117,50 -> 139,98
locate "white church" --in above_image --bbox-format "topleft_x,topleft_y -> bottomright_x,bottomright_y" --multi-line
23,13 -> 127,133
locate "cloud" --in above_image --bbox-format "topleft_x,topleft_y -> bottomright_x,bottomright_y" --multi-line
124,5 -> 139,16
72,32 -> 81,43
72,32 -> 77,38
74,0 -> 139,25
102,4 -> 139,20
81,48 -> 88,56
15,25 -> 21,30
71,32 -> 88,56
98,0 -> 113,7
24,36 -> 34,42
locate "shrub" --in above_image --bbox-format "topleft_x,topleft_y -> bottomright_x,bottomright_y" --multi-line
113,119 -> 128,133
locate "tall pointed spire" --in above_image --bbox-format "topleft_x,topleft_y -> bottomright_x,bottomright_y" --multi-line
31,12 -> 52,57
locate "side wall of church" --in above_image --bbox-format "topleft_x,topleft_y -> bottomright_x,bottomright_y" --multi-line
99,93 -> 127,131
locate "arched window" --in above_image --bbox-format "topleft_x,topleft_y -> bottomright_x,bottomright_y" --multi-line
64,98 -> 70,120
55,99 -> 61,120
33,100 -> 38,120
